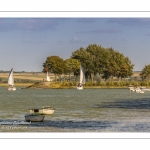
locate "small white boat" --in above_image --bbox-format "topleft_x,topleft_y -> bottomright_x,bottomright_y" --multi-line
77,84 -> 83,90
134,87 -> 144,93
77,65 -> 85,90
25,114 -> 45,122
140,87 -> 150,91
129,86 -> 135,92
8,68 -> 16,91
29,106 -> 55,115
129,86 -> 144,93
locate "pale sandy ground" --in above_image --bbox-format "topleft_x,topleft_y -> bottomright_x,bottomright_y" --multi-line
0,75 -> 44,81
0,72 -> 55,81
0,73 -> 51,87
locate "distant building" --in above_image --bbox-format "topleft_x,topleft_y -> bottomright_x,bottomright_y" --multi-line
46,71 -> 50,81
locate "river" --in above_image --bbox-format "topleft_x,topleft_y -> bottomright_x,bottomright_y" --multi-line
0,87 -> 150,132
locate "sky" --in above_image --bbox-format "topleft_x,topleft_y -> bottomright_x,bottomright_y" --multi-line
1,18 -> 150,72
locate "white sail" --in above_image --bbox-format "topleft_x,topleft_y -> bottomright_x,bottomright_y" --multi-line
77,65 -> 85,90
8,68 -> 16,91
79,65 -> 85,84
8,68 -> 14,86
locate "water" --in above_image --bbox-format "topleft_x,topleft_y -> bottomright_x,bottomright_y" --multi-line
0,87 -> 150,132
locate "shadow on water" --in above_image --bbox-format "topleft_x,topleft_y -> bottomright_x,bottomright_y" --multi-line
1,119 -> 150,132
93,98 -> 150,109
0,119 -> 118,130
30,120 -> 118,130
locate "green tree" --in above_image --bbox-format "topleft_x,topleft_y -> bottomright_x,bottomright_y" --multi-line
71,47 -> 95,81
86,44 -> 107,77
43,56 -> 64,81
64,58 -> 80,81
140,64 -> 150,80
102,48 -> 134,80
117,57 -> 134,80
71,44 -> 134,81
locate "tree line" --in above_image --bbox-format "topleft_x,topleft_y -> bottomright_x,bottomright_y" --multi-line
42,44 -> 150,82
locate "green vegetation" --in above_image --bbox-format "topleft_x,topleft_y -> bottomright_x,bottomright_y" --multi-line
2,43 -> 150,89
26,81 -> 150,89
42,44 -> 134,83
0,78 -> 38,83
140,64 -> 150,80
42,56 -> 64,81
40,44 -> 150,88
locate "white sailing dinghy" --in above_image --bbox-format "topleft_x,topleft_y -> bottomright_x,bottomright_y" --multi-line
8,68 -> 16,91
77,65 -> 85,90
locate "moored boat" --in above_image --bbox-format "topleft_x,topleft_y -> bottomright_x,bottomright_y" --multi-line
8,68 -> 16,91
129,86 -> 145,93
140,86 -> 150,91
129,86 -> 135,92
134,87 -> 144,93
25,114 -> 45,122
29,106 -> 55,115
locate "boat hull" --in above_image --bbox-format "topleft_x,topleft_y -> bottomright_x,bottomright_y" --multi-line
77,86 -> 83,90
25,114 -> 45,122
8,87 -> 16,91
140,88 -> 150,91
29,107 -> 55,115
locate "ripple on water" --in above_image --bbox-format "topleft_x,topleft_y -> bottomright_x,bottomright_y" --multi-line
0,88 -> 150,132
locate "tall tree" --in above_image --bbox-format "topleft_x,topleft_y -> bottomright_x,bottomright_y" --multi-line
101,47 -> 134,80
71,44 -> 134,81
64,58 -> 80,81
140,64 -> 150,80
43,56 -> 64,81
71,47 -> 95,81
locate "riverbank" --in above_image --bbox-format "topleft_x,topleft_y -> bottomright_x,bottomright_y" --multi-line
0,84 -> 129,89
1,81 -> 150,89
0,83 -> 33,87
25,81 -> 130,89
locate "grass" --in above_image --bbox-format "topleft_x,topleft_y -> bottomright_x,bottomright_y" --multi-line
1,72 -> 150,88
0,83 -> 33,87
1,80 -> 150,88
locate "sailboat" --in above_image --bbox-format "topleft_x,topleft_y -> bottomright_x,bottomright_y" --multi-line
77,65 -> 85,90
8,68 -> 16,91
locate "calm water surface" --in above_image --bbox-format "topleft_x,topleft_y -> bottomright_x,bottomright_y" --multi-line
0,87 -> 150,132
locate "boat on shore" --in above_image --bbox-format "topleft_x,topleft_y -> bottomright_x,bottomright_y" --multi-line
25,114 -> 45,122
29,106 -> 55,115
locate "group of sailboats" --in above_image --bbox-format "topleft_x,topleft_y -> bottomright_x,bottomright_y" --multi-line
7,65 -> 85,91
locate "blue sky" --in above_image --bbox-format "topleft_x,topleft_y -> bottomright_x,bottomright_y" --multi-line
0,18 -> 150,72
